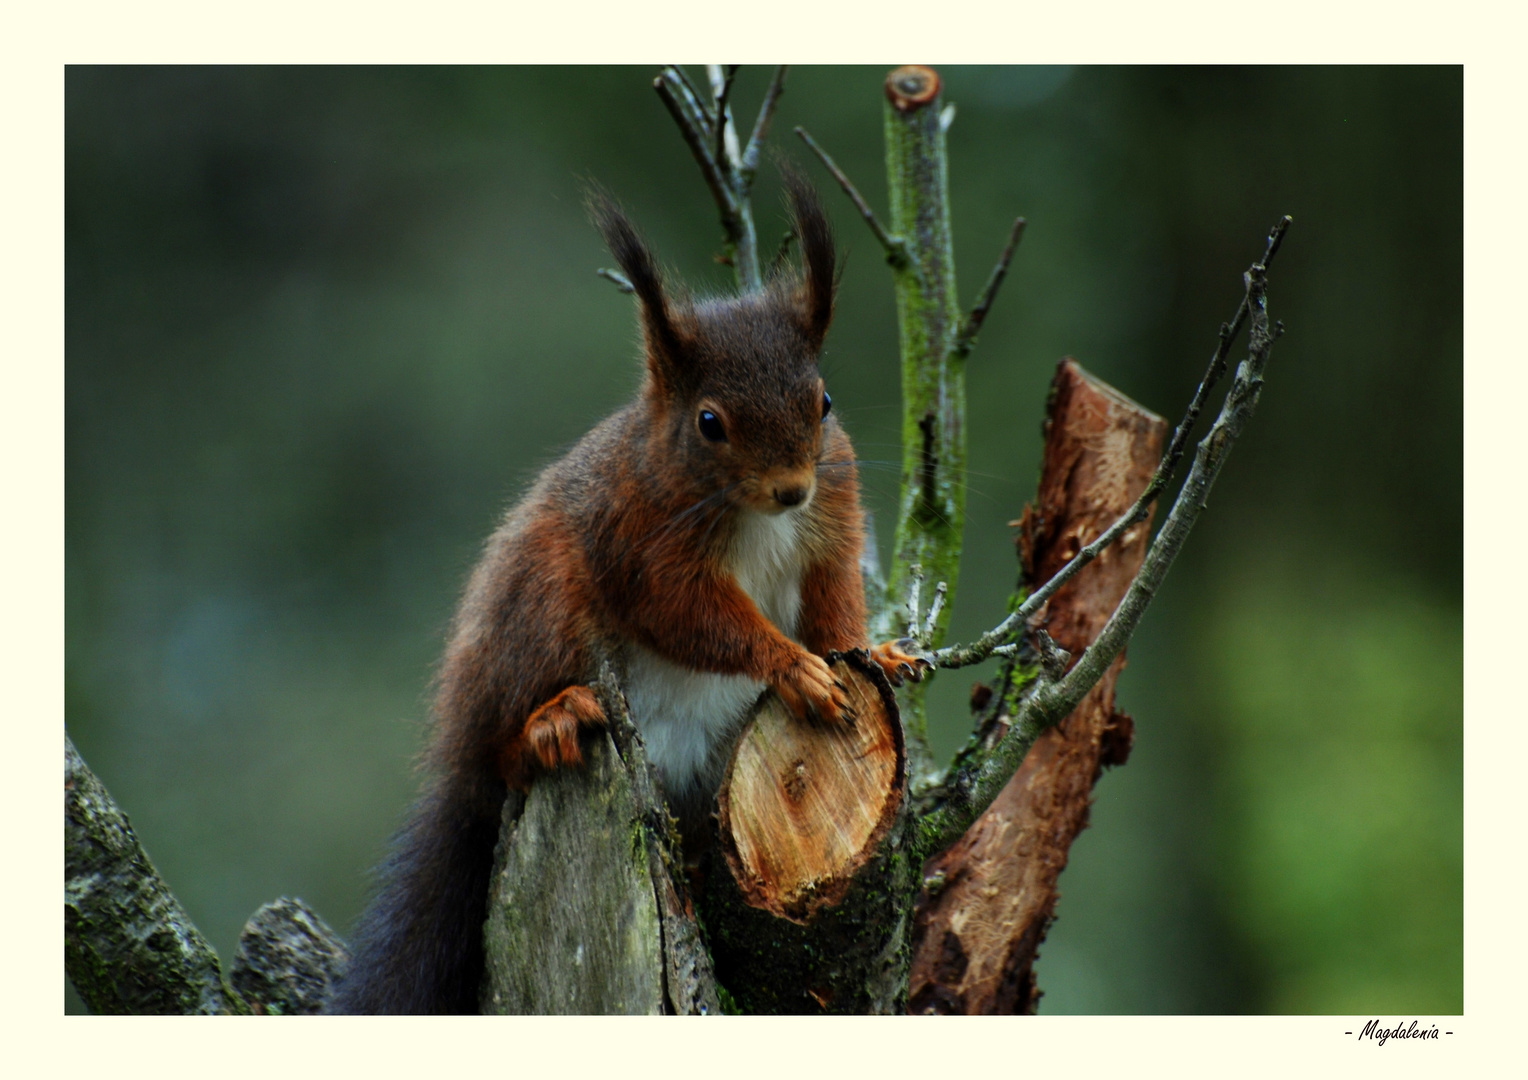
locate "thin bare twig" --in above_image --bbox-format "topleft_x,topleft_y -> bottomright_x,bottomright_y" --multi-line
741,66 -> 789,181
933,643 -> 1019,670
952,217 -> 1026,359
904,563 -> 924,639
923,582 -> 948,641
707,64 -> 734,104
1154,215 -> 1290,480
666,65 -> 710,133
597,268 -> 635,294
794,126 -> 909,269
708,65 -> 740,173
932,215 -> 1294,671
654,65 -> 765,291
654,73 -> 736,220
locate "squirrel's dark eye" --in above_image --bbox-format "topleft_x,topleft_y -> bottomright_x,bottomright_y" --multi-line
822,392 -> 832,421
698,409 -> 727,442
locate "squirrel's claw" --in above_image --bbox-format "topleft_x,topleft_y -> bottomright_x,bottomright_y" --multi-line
772,651 -> 854,727
871,638 -> 936,687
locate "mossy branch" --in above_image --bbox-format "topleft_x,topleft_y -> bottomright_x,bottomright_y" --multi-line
65,734 -> 251,1014
878,66 -> 966,785
796,67 -> 1032,788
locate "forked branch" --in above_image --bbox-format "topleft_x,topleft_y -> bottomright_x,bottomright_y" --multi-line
933,215 -> 1294,672
654,69 -> 734,222
654,65 -> 789,290
917,217 -> 1292,857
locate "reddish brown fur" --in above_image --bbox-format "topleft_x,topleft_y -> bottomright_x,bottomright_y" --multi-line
502,685 -> 607,786
431,179 -> 929,796
442,391 -> 873,796
332,173 -> 928,1013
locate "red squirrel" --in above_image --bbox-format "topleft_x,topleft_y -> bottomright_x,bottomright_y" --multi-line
328,173 -> 931,1013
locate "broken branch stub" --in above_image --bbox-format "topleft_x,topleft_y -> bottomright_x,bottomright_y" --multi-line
716,651 -> 905,924
480,735 -> 664,1015
908,358 -> 1167,1014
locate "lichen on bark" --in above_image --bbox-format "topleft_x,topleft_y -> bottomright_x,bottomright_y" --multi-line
65,734 -> 249,1015
480,733 -> 664,1014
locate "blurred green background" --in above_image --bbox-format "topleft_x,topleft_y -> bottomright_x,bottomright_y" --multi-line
65,66 -> 1461,1014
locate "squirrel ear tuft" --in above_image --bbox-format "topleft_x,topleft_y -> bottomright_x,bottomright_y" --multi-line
780,165 -> 837,350
586,187 -> 691,387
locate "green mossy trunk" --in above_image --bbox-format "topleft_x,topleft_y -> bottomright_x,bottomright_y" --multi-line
881,70 -> 966,781
479,678 -> 723,1015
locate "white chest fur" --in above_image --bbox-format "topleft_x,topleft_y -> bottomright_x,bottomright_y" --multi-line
724,510 -> 806,636
622,510 -> 807,806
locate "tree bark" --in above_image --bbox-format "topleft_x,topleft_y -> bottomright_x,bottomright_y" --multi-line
480,735 -> 664,1014
701,816 -> 920,1015
229,897 -> 349,1015
907,358 -> 1167,1014
478,670 -> 722,1015
64,734 -> 249,1015
881,65 -> 965,782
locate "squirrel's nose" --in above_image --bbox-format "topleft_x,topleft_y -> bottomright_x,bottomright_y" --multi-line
773,485 -> 808,507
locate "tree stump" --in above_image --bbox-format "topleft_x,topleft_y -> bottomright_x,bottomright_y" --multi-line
480,733 -> 664,1015
717,650 -> 905,923
705,651 -> 914,1013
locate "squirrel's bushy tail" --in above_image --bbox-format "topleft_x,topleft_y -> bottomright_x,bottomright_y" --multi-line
327,772 -> 505,1014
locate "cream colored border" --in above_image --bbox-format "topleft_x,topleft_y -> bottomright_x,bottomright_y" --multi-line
11,2 -> 1514,1075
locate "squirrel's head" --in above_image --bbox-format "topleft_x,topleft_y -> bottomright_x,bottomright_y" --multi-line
590,171 -> 839,515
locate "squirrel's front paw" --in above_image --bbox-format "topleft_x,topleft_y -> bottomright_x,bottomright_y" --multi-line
870,638 -> 936,687
499,685 -> 608,788
771,651 -> 855,726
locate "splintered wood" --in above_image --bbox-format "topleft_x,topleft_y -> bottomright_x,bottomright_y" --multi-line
907,358 -> 1167,1014
717,653 -> 904,924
